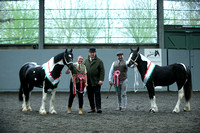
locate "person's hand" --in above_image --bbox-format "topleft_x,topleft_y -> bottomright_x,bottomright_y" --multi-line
65,69 -> 71,74
134,62 -> 138,66
98,81 -> 103,85
109,81 -> 113,86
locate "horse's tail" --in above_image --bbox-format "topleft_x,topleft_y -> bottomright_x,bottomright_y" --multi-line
19,84 -> 23,101
19,66 -> 25,101
19,67 -> 24,101
184,68 -> 192,102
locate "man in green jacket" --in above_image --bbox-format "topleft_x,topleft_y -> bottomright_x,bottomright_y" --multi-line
84,48 -> 105,113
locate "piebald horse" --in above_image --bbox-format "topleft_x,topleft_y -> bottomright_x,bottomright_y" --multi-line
127,47 -> 192,113
19,49 -> 73,114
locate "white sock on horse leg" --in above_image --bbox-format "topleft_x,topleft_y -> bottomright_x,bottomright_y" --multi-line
173,87 -> 184,113
22,94 -> 27,111
49,89 -> 57,114
150,96 -> 158,112
184,101 -> 190,111
26,92 -> 32,111
40,89 -> 47,114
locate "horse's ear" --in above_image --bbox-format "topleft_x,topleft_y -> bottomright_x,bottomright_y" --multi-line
70,49 -> 73,52
136,47 -> 139,52
130,48 -> 133,52
65,49 -> 68,53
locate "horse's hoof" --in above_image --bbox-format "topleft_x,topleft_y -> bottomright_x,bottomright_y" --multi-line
172,107 -> 180,113
149,109 -> 155,113
49,110 -> 57,114
183,109 -> 190,112
27,108 -> 32,111
172,111 -> 178,113
183,107 -> 190,112
172,110 -> 180,113
40,112 -> 47,115
39,111 -> 47,115
22,108 -> 28,112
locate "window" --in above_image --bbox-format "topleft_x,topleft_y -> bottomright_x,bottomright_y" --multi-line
0,0 -> 157,45
45,0 -> 157,44
164,0 -> 200,25
0,0 -> 39,44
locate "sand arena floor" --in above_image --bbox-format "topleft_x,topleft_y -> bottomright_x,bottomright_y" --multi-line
0,91 -> 200,133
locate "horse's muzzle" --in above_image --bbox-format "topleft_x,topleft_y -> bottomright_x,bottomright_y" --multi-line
127,62 -> 132,67
127,61 -> 137,67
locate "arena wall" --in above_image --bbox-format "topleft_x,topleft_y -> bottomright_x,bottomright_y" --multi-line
0,49 -> 199,92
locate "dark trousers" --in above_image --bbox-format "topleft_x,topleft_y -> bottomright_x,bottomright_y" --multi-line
68,81 -> 84,108
87,84 -> 101,110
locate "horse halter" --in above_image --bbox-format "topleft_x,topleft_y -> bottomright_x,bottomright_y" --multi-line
64,53 -> 73,66
129,53 -> 139,64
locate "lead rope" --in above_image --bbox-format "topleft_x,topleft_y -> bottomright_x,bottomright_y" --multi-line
134,67 -> 139,92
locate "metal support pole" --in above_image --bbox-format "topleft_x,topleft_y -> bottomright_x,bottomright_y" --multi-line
157,0 -> 164,49
39,0 -> 44,49
167,49 -> 169,91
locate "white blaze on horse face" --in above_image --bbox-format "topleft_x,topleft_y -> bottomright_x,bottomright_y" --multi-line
64,54 -> 73,65
127,53 -> 133,64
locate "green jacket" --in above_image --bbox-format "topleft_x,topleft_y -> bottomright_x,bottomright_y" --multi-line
84,55 -> 105,86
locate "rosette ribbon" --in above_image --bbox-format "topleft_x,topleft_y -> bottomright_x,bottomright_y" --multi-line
72,74 -> 77,95
114,70 -> 120,87
78,74 -> 85,92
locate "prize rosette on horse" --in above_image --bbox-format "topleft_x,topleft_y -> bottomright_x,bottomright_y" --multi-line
43,57 -> 62,86
114,70 -> 120,87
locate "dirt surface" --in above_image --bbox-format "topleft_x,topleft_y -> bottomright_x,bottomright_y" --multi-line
0,91 -> 200,133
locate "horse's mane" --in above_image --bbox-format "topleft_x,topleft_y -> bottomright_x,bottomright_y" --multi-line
54,52 -> 64,64
140,53 -> 152,67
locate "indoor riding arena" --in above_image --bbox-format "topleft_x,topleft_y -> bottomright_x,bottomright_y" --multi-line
0,0 -> 200,133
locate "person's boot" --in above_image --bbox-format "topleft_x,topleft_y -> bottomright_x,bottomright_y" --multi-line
88,109 -> 95,113
97,109 -> 102,113
79,108 -> 83,115
68,107 -> 71,114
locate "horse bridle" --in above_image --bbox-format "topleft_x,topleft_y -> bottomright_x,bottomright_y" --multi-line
129,53 -> 139,64
64,53 -> 73,66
